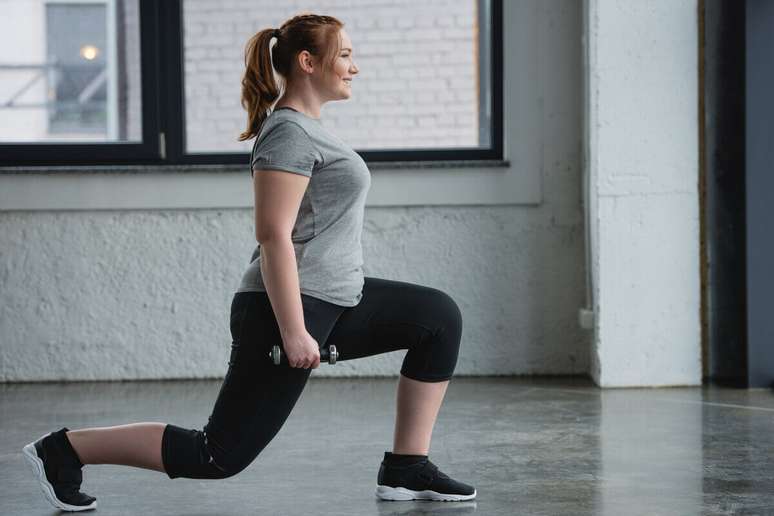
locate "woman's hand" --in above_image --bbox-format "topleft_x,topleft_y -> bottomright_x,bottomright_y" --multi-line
280,328 -> 321,369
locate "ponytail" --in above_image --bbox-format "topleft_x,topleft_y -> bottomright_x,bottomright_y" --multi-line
237,28 -> 280,142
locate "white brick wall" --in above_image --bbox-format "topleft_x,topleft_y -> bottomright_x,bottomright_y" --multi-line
182,0 -> 481,153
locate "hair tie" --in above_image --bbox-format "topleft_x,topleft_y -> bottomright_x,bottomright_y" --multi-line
272,28 -> 281,38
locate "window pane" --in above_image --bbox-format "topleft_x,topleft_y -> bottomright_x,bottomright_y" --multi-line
0,0 -> 142,143
182,0 -> 491,154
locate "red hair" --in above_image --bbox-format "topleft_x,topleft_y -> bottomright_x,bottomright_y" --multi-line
238,13 -> 344,142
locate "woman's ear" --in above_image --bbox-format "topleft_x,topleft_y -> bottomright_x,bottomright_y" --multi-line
296,50 -> 315,75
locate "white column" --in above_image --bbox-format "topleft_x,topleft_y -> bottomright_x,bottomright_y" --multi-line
583,0 -> 702,387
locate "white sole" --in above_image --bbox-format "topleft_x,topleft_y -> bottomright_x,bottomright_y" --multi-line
375,484 -> 477,501
22,437 -> 97,512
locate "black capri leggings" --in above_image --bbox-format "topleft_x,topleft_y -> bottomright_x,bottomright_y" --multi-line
161,276 -> 463,479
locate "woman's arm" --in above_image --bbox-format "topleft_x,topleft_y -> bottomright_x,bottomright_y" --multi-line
253,168 -> 311,336
259,237 -> 305,335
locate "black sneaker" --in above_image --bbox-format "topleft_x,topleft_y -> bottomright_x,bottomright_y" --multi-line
22,427 -> 97,512
375,451 -> 477,501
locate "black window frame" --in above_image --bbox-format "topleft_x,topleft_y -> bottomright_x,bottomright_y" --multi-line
1,0 -> 503,167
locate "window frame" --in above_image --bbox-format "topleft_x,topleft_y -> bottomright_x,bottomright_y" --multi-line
1,0 -> 503,167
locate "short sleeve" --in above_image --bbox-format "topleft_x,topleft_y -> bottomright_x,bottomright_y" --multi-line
251,121 -> 321,178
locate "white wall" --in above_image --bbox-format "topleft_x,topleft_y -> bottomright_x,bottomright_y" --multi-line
584,0 -> 701,387
0,0 -> 589,382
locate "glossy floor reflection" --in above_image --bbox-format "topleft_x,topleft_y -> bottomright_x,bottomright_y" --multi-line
2,376 -> 773,515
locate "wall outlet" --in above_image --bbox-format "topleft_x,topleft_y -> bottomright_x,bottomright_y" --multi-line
578,308 -> 595,330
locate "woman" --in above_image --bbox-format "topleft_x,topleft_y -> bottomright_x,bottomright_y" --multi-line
23,13 -> 476,511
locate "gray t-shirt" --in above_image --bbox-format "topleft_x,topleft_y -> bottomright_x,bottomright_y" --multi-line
235,107 -> 371,306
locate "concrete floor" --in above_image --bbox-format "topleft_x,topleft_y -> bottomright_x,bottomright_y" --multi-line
2,376 -> 774,516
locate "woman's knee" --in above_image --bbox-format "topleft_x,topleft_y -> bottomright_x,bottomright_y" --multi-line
427,288 -> 462,341
399,289 -> 463,382
161,424 -> 247,480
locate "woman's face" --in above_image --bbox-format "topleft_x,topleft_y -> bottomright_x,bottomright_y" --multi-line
321,28 -> 358,101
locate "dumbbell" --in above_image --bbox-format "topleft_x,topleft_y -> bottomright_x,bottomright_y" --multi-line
268,344 -> 338,365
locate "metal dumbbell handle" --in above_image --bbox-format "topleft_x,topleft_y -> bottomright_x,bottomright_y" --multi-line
269,344 -> 338,365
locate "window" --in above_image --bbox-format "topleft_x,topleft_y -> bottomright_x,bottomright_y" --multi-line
1,0 -> 502,167
46,2 -> 110,137
1,0 -> 145,162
